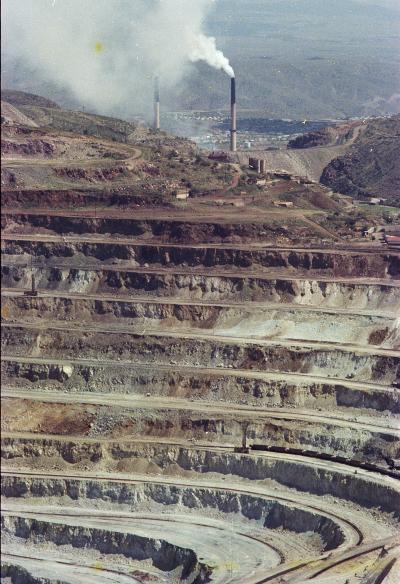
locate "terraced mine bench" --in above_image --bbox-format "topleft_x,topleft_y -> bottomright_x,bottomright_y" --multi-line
1,124 -> 400,583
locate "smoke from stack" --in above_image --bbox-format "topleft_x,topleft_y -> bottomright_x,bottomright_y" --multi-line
154,76 -> 160,131
230,77 -> 237,152
190,33 -> 234,78
3,0 -> 235,120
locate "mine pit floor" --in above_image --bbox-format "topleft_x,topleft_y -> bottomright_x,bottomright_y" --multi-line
2,507 -> 281,583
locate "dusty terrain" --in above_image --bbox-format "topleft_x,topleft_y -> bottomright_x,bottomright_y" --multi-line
1,95 -> 400,583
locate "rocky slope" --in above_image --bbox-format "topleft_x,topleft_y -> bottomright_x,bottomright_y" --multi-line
320,115 -> 400,203
2,90 -> 400,584
287,123 -> 360,149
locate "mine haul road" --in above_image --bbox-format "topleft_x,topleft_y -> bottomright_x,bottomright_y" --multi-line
3,429 -> 400,488
1,146 -> 142,168
2,507 -> 280,584
1,468 -> 366,549
3,257 -> 398,285
1,204 -> 341,221
2,389 -> 399,434
1,552 -> 144,584
2,230 -> 397,253
2,354 -> 396,395
3,320 -> 399,357
2,287 -> 395,318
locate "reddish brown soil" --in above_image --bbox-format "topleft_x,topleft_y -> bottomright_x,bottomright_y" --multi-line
1,399 -> 95,435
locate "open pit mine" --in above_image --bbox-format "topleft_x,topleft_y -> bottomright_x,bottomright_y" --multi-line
1,93 -> 400,584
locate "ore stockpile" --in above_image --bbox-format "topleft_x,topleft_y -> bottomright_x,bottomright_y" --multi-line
1,147 -> 400,582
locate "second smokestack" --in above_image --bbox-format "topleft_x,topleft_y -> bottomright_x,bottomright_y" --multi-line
230,77 -> 237,152
154,76 -> 160,131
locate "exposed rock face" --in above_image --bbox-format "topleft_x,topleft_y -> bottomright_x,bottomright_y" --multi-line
1,213 -> 325,245
3,359 -> 399,413
53,166 -> 129,183
1,563 -> 62,584
3,395 -> 398,464
3,265 -> 399,309
1,168 -> 16,186
1,188 -> 170,208
1,139 -> 55,157
1,477 -> 347,551
2,93 -> 399,584
288,124 -> 357,149
3,295 -> 397,349
3,325 -> 398,384
2,514 -> 204,579
4,239 -> 399,278
3,440 -> 399,516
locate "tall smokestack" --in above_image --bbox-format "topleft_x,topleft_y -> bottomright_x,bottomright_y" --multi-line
154,76 -> 160,131
230,77 -> 237,152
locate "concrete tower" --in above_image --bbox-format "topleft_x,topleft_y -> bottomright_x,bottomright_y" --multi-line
230,77 -> 237,152
154,76 -> 160,131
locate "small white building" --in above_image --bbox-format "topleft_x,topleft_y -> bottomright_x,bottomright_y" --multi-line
175,189 -> 190,200
273,200 -> 294,208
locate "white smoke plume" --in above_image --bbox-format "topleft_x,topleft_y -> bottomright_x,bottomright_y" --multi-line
1,0 -> 234,117
190,34 -> 235,78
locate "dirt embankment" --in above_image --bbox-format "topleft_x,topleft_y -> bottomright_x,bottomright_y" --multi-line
2,326 -> 398,384
1,139 -> 55,157
1,100 -> 39,128
287,123 -> 360,149
1,189 -> 171,208
3,266 -> 399,309
238,122 -> 366,182
1,397 -> 397,464
1,213 -> 324,245
3,360 -> 399,414
4,239 -> 399,279
53,166 -> 130,183
3,439 -> 398,516
3,296 -> 396,348
238,146 -> 351,183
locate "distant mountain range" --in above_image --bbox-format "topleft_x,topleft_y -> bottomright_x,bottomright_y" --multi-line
176,0 -> 400,118
2,0 -> 399,120
174,58 -> 400,119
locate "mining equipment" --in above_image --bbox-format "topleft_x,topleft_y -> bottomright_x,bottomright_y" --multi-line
24,274 -> 38,297
234,421 -> 250,453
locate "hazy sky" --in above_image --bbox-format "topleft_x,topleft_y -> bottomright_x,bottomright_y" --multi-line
2,0 -> 237,112
2,0 -> 399,117
208,0 -> 400,58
